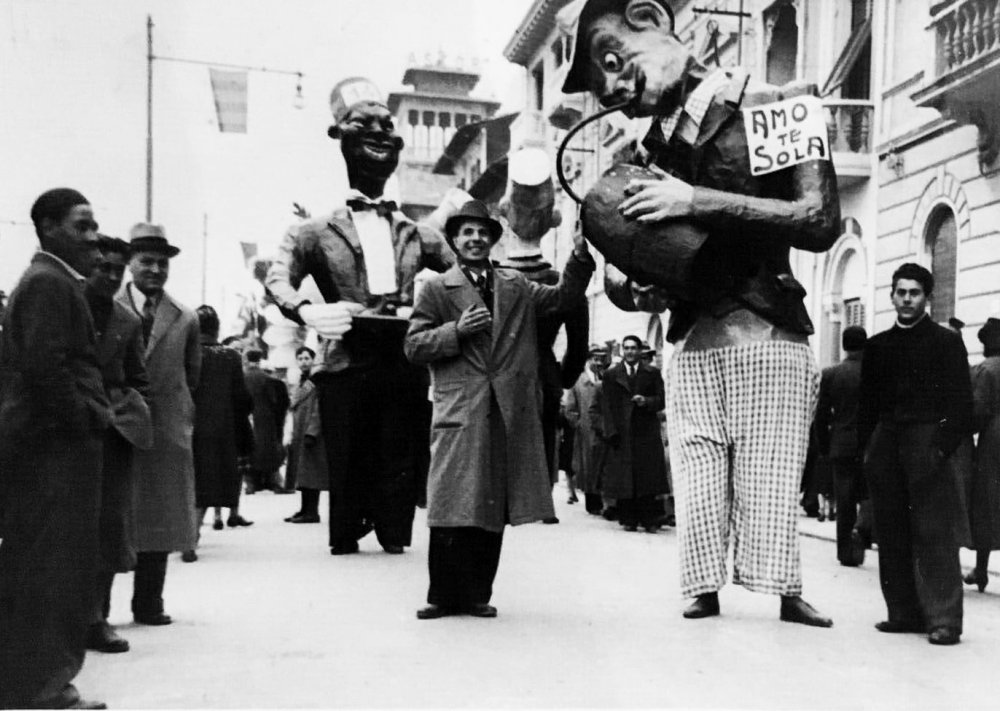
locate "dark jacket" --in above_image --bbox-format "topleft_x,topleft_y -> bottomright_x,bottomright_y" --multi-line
266,207 -> 453,373
641,71 -> 840,342
858,316 -> 973,456
245,367 -> 290,473
815,352 -> 862,460
597,361 -> 669,499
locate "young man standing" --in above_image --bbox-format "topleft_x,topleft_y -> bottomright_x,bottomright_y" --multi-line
405,200 -> 594,619
859,263 -> 973,645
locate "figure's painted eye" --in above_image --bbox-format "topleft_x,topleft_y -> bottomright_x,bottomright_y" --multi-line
602,51 -> 623,72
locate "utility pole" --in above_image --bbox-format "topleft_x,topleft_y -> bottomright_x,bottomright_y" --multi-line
146,15 -> 154,222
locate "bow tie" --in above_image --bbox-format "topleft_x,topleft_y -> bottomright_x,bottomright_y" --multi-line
347,198 -> 397,220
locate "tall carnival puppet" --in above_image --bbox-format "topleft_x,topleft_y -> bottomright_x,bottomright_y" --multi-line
267,77 -> 466,556
560,0 -> 840,626
497,148 -> 589,513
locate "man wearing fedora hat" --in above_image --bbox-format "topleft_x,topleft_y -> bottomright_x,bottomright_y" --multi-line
964,318 -> 1000,592
405,199 -> 594,619
497,148 -> 590,522
117,223 -> 201,625
267,76 -> 468,556
561,0 -> 839,626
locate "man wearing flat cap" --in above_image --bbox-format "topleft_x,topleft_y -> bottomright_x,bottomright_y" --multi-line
267,76 -> 467,556
497,148 -> 590,521
965,318 -> 1000,592
815,325 -> 873,567
405,200 -> 594,619
0,188 -> 110,709
117,223 -> 201,625
561,0 -> 839,625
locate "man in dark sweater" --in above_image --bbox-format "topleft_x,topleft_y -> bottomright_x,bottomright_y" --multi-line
859,263 -> 973,645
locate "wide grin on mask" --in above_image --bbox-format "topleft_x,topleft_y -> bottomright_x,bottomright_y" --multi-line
359,136 -> 398,162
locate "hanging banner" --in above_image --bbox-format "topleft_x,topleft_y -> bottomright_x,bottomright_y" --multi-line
209,68 -> 248,133
742,95 -> 830,176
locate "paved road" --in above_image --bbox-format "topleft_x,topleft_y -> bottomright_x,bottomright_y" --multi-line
78,487 -> 999,708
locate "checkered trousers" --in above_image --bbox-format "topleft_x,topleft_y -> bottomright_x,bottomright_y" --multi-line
667,341 -> 819,597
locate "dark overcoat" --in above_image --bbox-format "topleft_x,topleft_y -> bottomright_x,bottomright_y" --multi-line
970,356 -> 1000,550
598,361 -> 669,500
245,367 -> 290,473
0,252 -> 111,707
404,252 -> 595,532
287,378 -> 328,490
94,299 -> 153,572
193,341 -> 252,508
117,284 -> 201,552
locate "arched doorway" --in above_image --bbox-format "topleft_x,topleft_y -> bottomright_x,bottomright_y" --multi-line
924,206 -> 958,324
765,1 -> 798,85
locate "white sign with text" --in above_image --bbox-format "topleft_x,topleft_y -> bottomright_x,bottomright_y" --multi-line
742,95 -> 830,176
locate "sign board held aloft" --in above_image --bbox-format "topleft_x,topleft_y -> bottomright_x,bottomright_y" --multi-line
742,95 -> 830,176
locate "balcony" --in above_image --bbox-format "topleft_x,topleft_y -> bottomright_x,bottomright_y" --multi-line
911,0 -> 1000,171
509,110 -> 548,150
824,99 -> 875,187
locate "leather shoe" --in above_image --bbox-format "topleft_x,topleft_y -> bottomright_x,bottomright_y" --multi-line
85,622 -> 129,654
623,524 -> 638,532
542,517 -> 559,524
227,515 -> 253,527
330,540 -> 359,555
212,519 -> 224,530
928,626 -> 961,645
683,592 -> 720,619
875,619 -> 926,633
382,545 -> 405,554
133,611 -> 172,626
416,604 -> 458,620
780,596 -> 832,627
287,513 -> 320,524
643,524 -> 659,533
27,685 -> 108,710
181,550 -> 197,563
465,603 -> 498,618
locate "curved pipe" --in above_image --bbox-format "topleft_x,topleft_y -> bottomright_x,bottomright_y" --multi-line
555,100 -> 632,205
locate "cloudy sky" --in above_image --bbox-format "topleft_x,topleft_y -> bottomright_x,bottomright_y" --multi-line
0,0 -> 535,317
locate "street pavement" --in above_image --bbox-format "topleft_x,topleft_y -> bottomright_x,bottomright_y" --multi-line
78,487 -> 1000,709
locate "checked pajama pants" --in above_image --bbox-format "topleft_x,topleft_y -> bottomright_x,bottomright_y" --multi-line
667,341 -> 818,598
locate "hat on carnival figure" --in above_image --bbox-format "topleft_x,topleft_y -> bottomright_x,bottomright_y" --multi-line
560,0 -> 676,95
507,148 -> 558,211
328,76 -> 386,125
128,223 -> 180,257
444,200 -> 504,248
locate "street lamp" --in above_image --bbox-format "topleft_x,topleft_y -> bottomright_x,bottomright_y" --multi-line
145,14 -> 305,221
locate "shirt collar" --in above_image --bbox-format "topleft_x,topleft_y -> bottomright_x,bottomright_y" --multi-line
36,250 -> 85,283
658,69 -> 730,145
895,313 -> 928,330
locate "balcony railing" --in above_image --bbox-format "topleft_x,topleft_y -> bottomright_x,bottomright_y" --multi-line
824,99 -> 874,186
933,0 -> 1000,73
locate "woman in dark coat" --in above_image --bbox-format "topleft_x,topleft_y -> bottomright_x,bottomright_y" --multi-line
965,318 -> 1000,591
189,305 -> 253,556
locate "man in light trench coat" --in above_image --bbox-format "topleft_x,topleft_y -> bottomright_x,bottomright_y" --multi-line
404,199 -> 595,620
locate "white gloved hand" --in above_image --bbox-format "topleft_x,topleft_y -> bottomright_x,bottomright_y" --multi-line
298,302 -> 365,341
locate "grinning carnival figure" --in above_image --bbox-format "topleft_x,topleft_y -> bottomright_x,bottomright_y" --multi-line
562,0 -> 840,626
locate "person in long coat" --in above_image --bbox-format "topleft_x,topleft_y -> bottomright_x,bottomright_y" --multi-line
564,344 -> 609,515
404,200 -> 595,619
243,349 -> 291,493
964,318 -> 1000,591
84,235 -> 153,654
117,223 -> 201,625
190,305 -> 253,549
598,335 -> 670,532
284,346 -> 329,524
0,188 -> 111,709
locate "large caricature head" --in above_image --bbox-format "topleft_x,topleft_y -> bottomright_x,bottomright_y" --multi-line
327,77 -> 403,192
562,0 -> 694,118
499,148 -> 562,244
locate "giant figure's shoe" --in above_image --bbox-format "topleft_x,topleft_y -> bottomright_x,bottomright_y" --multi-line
683,592 -> 720,619
780,596 -> 832,628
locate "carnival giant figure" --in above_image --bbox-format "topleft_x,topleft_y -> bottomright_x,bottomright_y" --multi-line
267,77 -> 466,555
562,0 -> 840,626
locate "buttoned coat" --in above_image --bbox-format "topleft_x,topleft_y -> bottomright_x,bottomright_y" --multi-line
598,361 -> 669,500
563,370 -> 604,494
404,252 -> 595,532
117,284 -> 201,552
287,378 -> 328,490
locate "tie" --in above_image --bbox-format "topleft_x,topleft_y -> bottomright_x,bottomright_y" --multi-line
627,364 -> 637,390
466,269 -> 492,315
141,297 -> 156,343
346,198 -> 398,220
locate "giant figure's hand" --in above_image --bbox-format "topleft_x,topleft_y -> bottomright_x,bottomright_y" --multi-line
456,305 -> 491,339
619,172 -> 695,223
298,302 -> 365,341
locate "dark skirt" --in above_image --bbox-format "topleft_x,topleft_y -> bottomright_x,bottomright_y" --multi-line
193,434 -> 241,508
